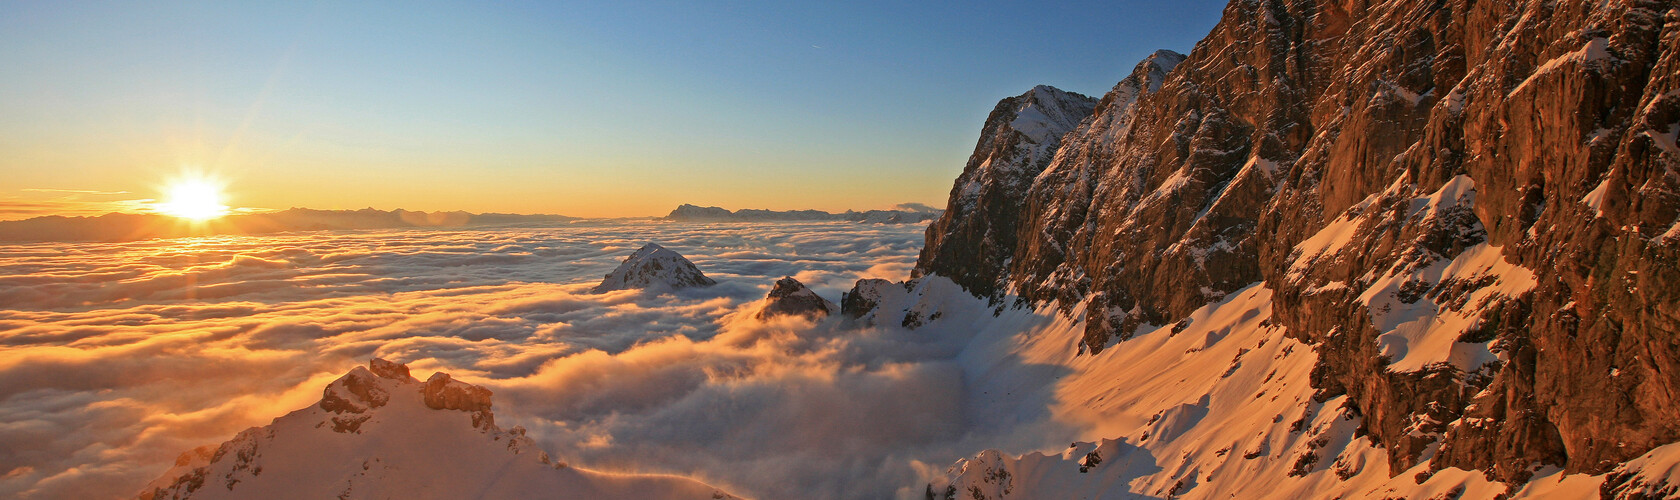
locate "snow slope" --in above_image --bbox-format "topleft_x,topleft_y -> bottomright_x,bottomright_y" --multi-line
138,359 -> 734,500
918,282 -> 1668,499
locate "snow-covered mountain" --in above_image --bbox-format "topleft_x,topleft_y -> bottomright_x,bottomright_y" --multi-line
592,243 -> 717,293
137,359 -> 734,500
905,0 -> 1680,497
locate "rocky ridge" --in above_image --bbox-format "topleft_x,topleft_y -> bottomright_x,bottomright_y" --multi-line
914,85 -> 1102,301
138,359 -> 734,500
914,0 -> 1680,488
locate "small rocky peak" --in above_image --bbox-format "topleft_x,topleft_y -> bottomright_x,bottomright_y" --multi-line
423,372 -> 496,429
1136,49 -> 1185,91
320,365 -> 392,414
1099,49 -> 1186,113
841,278 -> 896,320
756,276 -> 835,320
592,243 -> 717,293
1009,85 -> 1100,145
368,357 -> 414,382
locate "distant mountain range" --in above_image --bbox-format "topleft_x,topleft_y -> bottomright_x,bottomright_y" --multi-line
0,208 -> 574,242
0,203 -> 942,243
663,203 -> 941,224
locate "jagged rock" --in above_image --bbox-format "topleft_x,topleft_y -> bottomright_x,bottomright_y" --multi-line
841,278 -> 897,320
423,372 -> 495,429
836,277 -> 960,330
914,85 -> 1099,301
318,366 -> 391,415
592,243 -> 716,293
756,276 -> 834,320
368,358 -> 412,380
1601,442 -> 1680,500
841,278 -> 917,328
915,0 -> 1680,484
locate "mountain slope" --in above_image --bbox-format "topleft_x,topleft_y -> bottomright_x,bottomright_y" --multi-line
916,0 -> 1680,490
138,359 -> 734,500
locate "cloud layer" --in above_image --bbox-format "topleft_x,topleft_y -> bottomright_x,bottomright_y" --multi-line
0,220 -> 1069,499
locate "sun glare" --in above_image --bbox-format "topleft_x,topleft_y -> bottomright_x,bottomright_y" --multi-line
157,177 -> 230,221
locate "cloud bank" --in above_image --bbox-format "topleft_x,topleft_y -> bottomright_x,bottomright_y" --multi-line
0,220 -> 1074,499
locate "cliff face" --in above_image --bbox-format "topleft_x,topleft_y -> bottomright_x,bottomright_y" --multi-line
919,0 -> 1680,483
914,85 -> 1100,301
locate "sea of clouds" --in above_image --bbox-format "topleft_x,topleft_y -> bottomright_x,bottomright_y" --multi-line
0,220 -> 1078,499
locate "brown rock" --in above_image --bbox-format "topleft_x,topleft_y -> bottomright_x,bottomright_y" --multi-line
423,372 -> 495,429
756,276 -> 834,320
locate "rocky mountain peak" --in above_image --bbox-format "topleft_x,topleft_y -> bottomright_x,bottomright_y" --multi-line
756,276 -> 834,320
913,85 -> 1100,301
138,358 -> 735,500
592,243 -> 716,293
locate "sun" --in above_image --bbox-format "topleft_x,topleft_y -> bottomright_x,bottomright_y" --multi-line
156,176 -> 230,221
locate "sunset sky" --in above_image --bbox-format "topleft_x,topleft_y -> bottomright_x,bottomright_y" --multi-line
1,1 -> 1224,219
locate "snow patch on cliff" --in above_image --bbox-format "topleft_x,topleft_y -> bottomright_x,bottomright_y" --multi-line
1362,242 -> 1537,372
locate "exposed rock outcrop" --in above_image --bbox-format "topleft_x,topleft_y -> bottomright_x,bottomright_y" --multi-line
838,277 -> 961,330
422,372 -> 495,429
917,0 -> 1680,484
756,276 -> 835,320
593,243 -> 716,293
841,278 -> 902,322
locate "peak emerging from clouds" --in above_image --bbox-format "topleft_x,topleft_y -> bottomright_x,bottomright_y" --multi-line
592,243 -> 717,293
137,358 -> 736,500
756,276 -> 834,320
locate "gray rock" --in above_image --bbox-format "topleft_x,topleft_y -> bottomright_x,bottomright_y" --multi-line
756,276 -> 834,320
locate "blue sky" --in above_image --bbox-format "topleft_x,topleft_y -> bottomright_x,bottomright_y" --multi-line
0,0 -> 1227,217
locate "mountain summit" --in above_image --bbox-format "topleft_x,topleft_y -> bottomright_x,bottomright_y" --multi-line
756,276 -> 834,320
914,84 -> 1101,300
593,243 -> 717,293
137,359 -> 735,500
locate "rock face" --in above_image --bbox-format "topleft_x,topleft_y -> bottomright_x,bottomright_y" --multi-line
914,85 -> 1101,301
593,243 -> 716,293
756,277 -> 835,320
137,359 -> 735,500
839,277 -> 959,330
918,0 -> 1680,485
841,278 -> 903,321
422,372 -> 495,429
